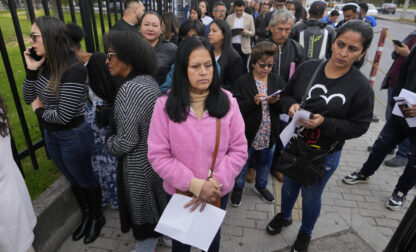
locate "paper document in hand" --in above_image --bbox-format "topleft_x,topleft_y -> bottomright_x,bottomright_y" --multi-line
154,193 -> 226,251
280,110 -> 311,146
392,89 -> 416,127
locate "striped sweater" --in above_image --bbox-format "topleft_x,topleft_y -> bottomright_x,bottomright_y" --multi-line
23,61 -> 88,131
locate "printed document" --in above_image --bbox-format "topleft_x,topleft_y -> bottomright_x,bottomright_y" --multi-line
280,110 -> 311,146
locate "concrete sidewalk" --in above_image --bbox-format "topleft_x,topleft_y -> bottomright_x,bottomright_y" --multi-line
58,120 -> 415,252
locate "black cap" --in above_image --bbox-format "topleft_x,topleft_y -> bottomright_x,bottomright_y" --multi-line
309,1 -> 326,16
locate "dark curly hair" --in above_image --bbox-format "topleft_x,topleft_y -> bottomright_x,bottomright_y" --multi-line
0,96 -> 10,137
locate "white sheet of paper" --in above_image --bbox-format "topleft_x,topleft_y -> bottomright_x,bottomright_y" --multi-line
154,193 -> 226,251
392,89 -> 416,127
280,110 -> 311,146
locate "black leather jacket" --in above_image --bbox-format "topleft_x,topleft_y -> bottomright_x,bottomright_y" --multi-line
153,37 -> 177,85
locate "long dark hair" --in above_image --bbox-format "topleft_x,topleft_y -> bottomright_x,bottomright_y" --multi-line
178,20 -> 206,42
166,36 -> 230,122
210,20 -> 232,65
0,96 -> 10,137
35,16 -> 77,96
162,12 -> 179,40
334,20 -> 373,68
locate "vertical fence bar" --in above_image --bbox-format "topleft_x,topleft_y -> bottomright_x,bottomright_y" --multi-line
42,0 -> 50,16
56,0 -> 65,22
68,0 -> 77,23
112,0 -> 118,21
10,134 -> 24,176
88,0 -> 100,51
8,0 -> 28,68
79,0 -> 95,52
0,28 -> 40,171
105,0 -> 112,28
119,0 -> 124,16
25,0 -> 36,23
97,0 -> 106,37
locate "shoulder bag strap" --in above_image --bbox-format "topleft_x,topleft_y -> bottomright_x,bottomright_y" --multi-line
209,118 -> 221,177
300,60 -> 327,108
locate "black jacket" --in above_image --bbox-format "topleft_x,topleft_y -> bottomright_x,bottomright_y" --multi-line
153,37 -> 177,85
218,47 -> 243,94
392,46 -> 416,106
281,60 -> 374,151
235,72 -> 285,147
289,19 -> 336,59
110,19 -> 139,33
267,37 -> 306,83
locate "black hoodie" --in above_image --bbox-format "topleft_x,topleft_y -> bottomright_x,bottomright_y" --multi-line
280,60 -> 374,151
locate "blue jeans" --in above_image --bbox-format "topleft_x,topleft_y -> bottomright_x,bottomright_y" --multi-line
360,116 -> 416,195
234,145 -> 276,190
43,120 -> 99,189
171,194 -> 229,252
386,87 -> 410,158
281,150 -> 342,236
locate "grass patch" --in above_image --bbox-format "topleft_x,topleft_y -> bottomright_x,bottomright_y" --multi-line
0,8 -> 115,199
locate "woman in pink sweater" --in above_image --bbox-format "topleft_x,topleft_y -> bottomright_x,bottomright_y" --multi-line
148,36 -> 247,252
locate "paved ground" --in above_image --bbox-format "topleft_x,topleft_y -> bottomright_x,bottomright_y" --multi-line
58,120 -> 415,252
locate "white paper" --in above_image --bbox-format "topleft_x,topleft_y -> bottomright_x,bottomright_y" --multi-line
392,89 -> 416,127
279,110 -> 311,146
155,193 -> 226,251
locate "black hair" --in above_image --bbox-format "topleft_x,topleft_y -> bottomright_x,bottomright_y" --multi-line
293,1 -> 304,22
198,0 -> 211,16
335,20 -> 373,68
65,23 -> 84,49
234,0 -> 245,7
161,12 -> 179,40
329,10 -> 339,16
358,3 -> 368,13
190,6 -> 202,20
0,96 -> 9,137
342,4 -> 358,13
141,11 -> 162,26
213,1 -> 226,10
166,36 -> 230,122
104,30 -> 157,75
210,20 -> 232,77
249,41 -> 278,71
178,20 -> 206,42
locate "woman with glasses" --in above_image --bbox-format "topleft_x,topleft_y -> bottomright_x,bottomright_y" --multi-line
140,11 -> 177,85
104,30 -> 167,252
208,20 -> 243,93
148,36 -> 247,252
22,16 -> 104,244
231,41 -> 285,207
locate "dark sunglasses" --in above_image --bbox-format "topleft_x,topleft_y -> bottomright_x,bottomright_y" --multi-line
29,32 -> 41,42
106,52 -> 117,60
257,63 -> 274,69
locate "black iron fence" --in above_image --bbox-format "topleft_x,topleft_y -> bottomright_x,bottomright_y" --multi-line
0,0 -> 174,176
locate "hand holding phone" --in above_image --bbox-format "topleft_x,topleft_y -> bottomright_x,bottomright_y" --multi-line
24,46 -> 45,70
29,47 -> 43,61
268,89 -> 282,98
392,40 -> 404,47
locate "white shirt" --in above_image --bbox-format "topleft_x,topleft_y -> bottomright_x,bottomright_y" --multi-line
231,13 -> 244,44
215,54 -> 221,61
201,15 -> 213,26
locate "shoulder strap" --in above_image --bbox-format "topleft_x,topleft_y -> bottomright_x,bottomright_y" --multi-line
300,60 -> 327,108
209,119 -> 221,176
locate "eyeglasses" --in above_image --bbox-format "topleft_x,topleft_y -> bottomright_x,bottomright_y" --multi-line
257,63 -> 274,69
106,52 -> 117,60
29,32 -> 41,42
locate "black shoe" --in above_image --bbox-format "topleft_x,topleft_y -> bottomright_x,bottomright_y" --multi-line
266,213 -> 292,235
386,191 -> 406,211
342,172 -> 369,185
290,232 -> 311,252
230,188 -> 243,207
367,146 -> 394,155
83,187 -> 106,244
71,187 -> 90,241
253,186 -> 275,204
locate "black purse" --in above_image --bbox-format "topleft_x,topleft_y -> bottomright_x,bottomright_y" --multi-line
276,60 -> 337,187
95,103 -> 113,128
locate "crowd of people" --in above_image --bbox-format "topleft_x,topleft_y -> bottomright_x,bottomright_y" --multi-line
1,0 -> 415,252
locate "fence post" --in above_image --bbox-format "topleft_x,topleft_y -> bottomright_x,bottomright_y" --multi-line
369,27 -> 387,88
8,0 -> 29,68
68,0 -> 77,23
41,0 -> 50,16
0,28 -> 40,171
79,0 -> 95,52
25,0 -> 36,23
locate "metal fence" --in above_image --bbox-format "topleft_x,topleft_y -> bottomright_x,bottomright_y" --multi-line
0,0 -> 174,176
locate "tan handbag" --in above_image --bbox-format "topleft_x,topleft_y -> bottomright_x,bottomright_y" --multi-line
176,118 -> 221,208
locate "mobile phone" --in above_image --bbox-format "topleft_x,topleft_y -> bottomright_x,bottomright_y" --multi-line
392,40 -> 404,47
394,96 -> 410,117
269,89 -> 282,97
29,47 -> 43,61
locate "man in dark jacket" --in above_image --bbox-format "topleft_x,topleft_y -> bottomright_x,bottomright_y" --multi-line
110,0 -> 144,33
290,1 -> 335,59
335,3 -> 360,30
343,46 -> 416,211
258,0 -> 286,40
267,9 -> 306,83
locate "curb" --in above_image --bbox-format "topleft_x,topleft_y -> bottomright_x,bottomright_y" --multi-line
32,176 -> 80,252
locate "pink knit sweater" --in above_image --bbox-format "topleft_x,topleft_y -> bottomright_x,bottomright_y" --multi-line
148,91 -> 248,196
